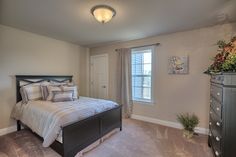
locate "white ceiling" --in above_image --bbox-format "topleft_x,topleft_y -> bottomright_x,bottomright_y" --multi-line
1,0 -> 236,47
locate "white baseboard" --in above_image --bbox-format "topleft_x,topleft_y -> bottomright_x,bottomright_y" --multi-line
131,114 -> 209,135
0,125 -> 17,136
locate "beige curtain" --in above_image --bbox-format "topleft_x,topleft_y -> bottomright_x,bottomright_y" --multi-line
116,48 -> 133,118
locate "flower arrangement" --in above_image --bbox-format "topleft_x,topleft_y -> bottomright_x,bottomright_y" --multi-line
205,36 -> 236,74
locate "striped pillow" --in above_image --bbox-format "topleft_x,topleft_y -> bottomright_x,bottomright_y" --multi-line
46,86 -> 62,101
52,91 -> 74,102
40,82 -> 51,100
20,81 -> 50,103
20,87 -> 28,104
23,85 -> 42,101
62,85 -> 78,99
50,81 -> 70,86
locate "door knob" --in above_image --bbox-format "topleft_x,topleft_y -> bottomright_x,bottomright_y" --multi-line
102,85 -> 106,88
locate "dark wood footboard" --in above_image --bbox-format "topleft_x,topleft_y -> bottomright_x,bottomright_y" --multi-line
51,105 -> 122,157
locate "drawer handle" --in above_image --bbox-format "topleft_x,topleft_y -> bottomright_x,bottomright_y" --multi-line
217,92 -> 220,96
216,122 -> 221,126
216,136 -> 220,141
216,107 -> 220,111
215,151 -> 219,156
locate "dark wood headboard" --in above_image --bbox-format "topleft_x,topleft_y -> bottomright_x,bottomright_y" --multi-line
16,75 -> 73,103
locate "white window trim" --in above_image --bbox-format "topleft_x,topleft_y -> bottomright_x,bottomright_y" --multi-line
131,46 -> 155,105
133,100 -> 155,106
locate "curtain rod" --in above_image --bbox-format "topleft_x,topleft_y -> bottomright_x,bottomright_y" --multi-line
115,43 -> 160,51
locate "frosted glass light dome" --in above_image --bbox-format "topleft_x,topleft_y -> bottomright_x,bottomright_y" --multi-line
91,5 -> 116,23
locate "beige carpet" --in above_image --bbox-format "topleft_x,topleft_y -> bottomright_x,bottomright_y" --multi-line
0,119 -> 213,157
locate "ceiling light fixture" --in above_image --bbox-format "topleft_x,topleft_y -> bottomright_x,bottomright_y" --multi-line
91,5 -> 116,23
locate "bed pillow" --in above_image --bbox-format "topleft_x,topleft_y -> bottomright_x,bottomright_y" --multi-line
50,80 -> 75,86
40,82 -> 51,101
62,85 -> 78,99
23,84 -> 42,101
41,85 -> 49,100
52,90 -> 74,102
20,87 -> 28,104
49,81 -> 70,86
20,81 -> 50,103
47,86 -> 62,101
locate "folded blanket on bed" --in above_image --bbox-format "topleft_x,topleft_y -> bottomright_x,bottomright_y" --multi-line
11,97 -> 118,147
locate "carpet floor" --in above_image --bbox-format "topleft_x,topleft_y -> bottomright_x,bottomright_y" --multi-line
0,119 -> 213,157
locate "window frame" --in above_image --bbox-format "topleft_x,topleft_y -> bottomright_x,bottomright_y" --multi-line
131,46 -> 155,104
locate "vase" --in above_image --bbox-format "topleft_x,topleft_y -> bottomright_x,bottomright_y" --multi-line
183,130 -> 194,139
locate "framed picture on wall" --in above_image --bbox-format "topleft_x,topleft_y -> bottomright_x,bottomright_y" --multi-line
168,56 -> 189,74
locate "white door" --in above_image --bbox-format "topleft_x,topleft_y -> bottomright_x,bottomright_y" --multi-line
90,54 -> 109,99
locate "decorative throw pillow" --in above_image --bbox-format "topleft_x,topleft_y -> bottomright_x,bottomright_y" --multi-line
46,86 -> 62,101
62,85 -> 78,99
52,90 -> 74,102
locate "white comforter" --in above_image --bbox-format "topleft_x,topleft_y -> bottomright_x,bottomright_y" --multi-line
11,97 -> 119,147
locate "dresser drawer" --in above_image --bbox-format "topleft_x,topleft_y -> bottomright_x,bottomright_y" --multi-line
211,85 -> 223,103
210,97 -> 222,118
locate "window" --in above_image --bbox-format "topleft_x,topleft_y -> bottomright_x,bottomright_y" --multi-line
131,46 -> 154,103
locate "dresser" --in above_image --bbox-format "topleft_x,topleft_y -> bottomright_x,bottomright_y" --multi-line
208,74 -> 236,157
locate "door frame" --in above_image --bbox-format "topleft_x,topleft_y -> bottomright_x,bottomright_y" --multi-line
89,54 -> 109,98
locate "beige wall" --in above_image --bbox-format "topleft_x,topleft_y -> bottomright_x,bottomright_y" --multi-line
0,25 -> 88,129
90,23 -> 236,128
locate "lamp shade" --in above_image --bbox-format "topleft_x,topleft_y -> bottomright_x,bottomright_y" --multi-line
91,5 -> 116,23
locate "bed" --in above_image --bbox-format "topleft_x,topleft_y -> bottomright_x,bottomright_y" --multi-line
14,75 -> 122,157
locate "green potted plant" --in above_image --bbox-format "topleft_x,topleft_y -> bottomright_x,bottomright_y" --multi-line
177,113 -> 199,139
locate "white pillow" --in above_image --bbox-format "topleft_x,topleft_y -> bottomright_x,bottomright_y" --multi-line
47,86 -> 62,101
20,87 -> 28,104
40,82 -> 51,100
50,81 -> 70,86
21,81 -> 50,103
62,85 -> 78,99
23,84 -> 42,101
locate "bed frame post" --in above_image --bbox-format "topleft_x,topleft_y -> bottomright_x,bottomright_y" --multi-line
17,120 -> 21,131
